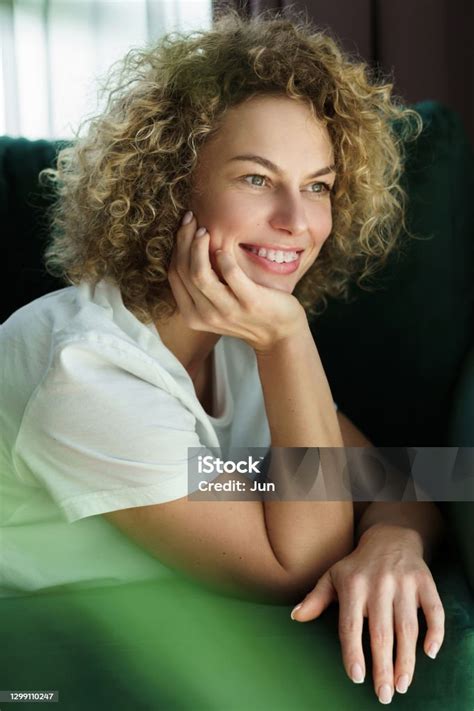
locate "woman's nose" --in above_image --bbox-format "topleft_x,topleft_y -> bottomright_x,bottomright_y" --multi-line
269,191 -> 309,236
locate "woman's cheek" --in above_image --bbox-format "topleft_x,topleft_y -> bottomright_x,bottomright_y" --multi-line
324,210 -> 333,239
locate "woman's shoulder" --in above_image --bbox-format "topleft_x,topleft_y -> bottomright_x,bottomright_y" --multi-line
0,281 -> 188,426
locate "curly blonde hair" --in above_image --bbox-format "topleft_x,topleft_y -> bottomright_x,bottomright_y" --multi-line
40,6 -> 422,323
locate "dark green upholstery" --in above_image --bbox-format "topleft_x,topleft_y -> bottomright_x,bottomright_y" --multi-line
0,542 -> 473,710
0,102 -> 473,709
314,101 -> 473,448
0,138 -> 68,321
447,343 -> 474,593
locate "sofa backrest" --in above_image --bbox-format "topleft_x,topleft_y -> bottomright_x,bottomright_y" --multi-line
314,102 -> 473,446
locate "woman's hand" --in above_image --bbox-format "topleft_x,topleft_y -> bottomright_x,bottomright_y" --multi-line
290,524 -> 445,704
167,211 -> 306,353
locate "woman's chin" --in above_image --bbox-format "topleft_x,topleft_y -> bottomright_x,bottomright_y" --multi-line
239,258 -> 304,293
249,273 -> 295,293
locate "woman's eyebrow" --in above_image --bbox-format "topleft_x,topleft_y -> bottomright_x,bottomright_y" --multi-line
227,154 -> 336,179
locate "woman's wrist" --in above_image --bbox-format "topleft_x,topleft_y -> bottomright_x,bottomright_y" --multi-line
253,308 -> 310,358
355,502 -> 446,563
357,522 -> 424,558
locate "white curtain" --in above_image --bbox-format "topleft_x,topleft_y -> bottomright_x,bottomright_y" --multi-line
0,0 -> 212,139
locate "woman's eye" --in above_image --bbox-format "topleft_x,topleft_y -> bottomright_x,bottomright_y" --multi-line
309,182 -> 332,194
242,174 -> 332,195
243,174 -> 267,187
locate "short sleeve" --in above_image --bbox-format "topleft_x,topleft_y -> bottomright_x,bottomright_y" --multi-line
13,338 -> 209,524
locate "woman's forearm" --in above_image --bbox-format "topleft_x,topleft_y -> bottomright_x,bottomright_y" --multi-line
255,318 -> 343,447
355,501 -> 447,564
255,319 -> 353,585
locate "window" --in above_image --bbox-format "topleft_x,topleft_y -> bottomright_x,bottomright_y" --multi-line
0,0 -> 212,139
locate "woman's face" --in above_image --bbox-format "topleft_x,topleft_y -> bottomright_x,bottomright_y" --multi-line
189,94 -> 335,294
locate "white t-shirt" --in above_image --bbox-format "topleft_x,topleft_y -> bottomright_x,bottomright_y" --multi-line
0,278 -> 336,597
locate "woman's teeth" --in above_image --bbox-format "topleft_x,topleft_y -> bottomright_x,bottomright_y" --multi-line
244,246 -> 299,263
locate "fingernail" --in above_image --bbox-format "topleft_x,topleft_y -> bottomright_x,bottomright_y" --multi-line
350,663 -> 364,684
396,674 -> 409,694
290,603 -> 303,620
195,226 -> 207,237
182,211 -> 193,225
378,683 -> 393,704
427,643 -> 438,659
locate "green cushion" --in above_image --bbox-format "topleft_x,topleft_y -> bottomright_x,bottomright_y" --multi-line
0,538 -> 472,710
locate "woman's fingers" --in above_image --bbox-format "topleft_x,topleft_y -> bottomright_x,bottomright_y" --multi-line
418,574 -> 445,661
189,233 -> 238,316
290,571 -> 368,686
213,249 -> 263,310
175,215 -> 239,320
175,216 -> 221,310
168,245 -> 198,317
392,586 -> 419,695
289,548 -> 445,705
368,581 -> 395,704
171,213 -> 239,335
171,210 -> 305,348
178,211 -> 269,311
336,577 -> 367,685
175,212 -> 195,274
290,569 -> 337,622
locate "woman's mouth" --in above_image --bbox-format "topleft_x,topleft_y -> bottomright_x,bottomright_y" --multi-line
239,244 -> 303,274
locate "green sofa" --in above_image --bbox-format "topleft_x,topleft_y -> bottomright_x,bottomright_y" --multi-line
0,101 -> 473,709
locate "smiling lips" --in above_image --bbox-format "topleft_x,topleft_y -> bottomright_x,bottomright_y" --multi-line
239,243 -> 303,274
241,242 -> 304,253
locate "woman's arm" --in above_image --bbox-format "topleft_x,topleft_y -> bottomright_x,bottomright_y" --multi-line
256,319 -> 354,578
335,409 -> 446,562
104,322 -> 354,607
291,411 -> 447,703
104,216 -> 354,605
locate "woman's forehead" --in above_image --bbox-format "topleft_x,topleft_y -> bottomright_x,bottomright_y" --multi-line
224,94 -> 326,132
198,96 -> 333,167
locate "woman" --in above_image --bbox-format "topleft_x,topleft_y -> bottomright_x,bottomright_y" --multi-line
0,8 -> 446,705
